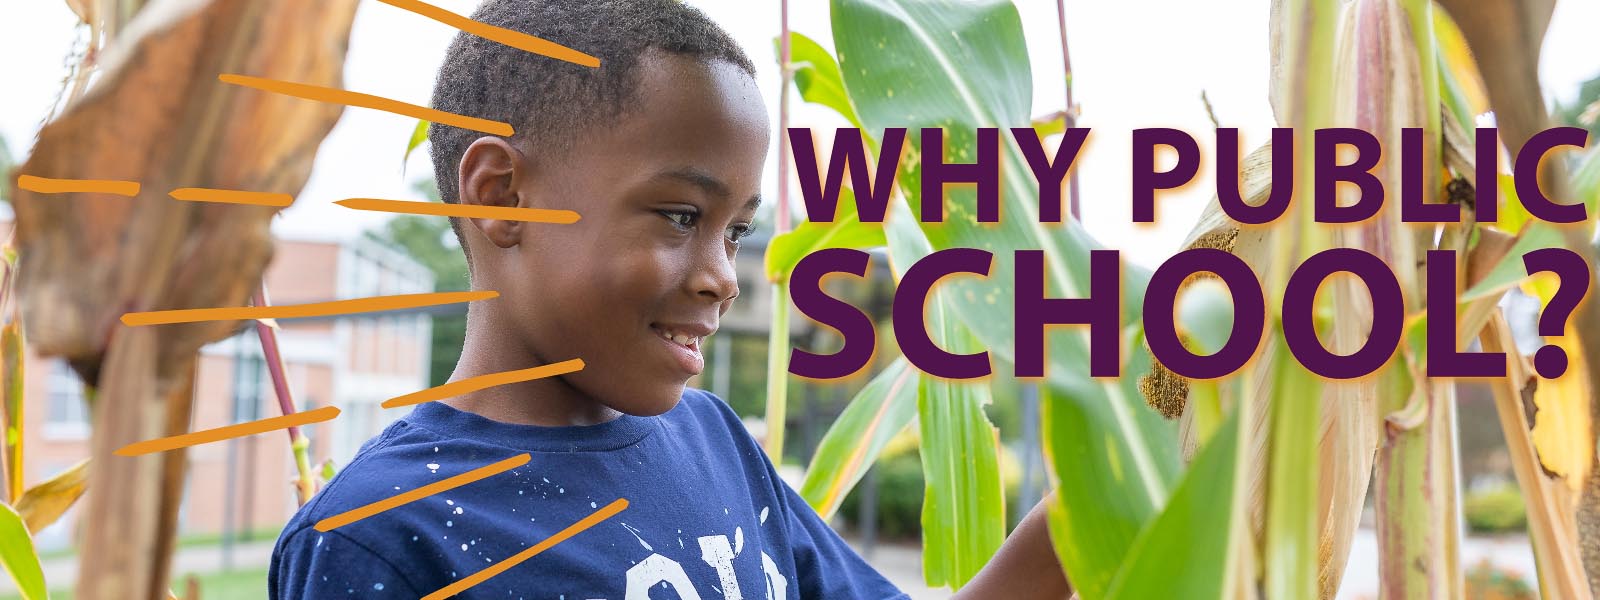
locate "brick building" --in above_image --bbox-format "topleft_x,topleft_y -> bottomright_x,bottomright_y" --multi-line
3,210 -> 435,551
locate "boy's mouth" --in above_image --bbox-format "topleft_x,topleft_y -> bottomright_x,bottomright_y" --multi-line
649,322 -> 715,376
651,324 -> 703,351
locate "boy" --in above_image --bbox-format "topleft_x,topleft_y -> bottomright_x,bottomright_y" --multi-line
270,1 -> 1071,598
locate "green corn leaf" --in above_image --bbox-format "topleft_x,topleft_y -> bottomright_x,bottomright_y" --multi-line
0,502 -> 47,600
1104,411 -> 1241,600
1461,223 -> 1566,302
764,188 -> 886,283
916,337 -> 1004,591
881,194 -> 1005,590
831,1 -> 1177,595
402,119 -> 430,168
799,358 -> 918,519
780,32 -> 862,128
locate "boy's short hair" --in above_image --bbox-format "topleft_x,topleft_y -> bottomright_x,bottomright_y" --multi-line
428,0 -> 758,257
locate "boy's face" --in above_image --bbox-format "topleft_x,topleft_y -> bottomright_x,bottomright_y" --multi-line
468,52 -> 769,418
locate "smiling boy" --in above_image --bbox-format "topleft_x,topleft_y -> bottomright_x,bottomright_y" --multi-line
270,1 -> 1070,598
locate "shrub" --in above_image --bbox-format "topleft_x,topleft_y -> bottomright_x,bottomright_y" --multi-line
1463,485 -> 1527,534
1464,559 -> 1535,600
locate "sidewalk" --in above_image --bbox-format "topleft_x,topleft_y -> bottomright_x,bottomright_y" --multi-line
848,536 -> 949,600
1,539 -> 276,597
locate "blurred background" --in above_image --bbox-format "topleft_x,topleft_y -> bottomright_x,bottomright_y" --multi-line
0,0 -> 1596,597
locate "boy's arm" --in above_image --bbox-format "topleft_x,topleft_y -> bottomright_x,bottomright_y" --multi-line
951,492 -> 1074,600
271,527 -> 422,599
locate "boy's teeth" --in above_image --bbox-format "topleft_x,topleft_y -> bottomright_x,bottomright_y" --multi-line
654,327 -> 699,347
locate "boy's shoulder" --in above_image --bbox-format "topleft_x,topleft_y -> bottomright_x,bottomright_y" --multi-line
284,387 -> 742,522
270,389 -> 908,599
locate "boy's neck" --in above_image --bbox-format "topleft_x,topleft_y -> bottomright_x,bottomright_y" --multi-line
439,305 -> 623,428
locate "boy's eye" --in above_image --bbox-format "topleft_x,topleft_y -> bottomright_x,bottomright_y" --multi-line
726,222 -> 754,243
660,209 -> 698,229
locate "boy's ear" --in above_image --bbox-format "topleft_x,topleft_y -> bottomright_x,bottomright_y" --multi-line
457,136 -> 530,249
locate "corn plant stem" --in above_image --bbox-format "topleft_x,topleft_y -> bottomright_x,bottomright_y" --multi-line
763,281 -> 791,464
253,285 -> 315,505
1053,0 -> 1080,221
1263,0 -> 1336,596
762,0 -> 794,466
1,246 -> 23,503
1264,332 -> 1319,600
1191,379 -> 1221,446
1378,3 -> 1462,597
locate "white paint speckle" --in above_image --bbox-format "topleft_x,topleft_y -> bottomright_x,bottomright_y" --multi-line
461,543 -> 469,551
760,507 -> 770,524
373,583 -> 385,591
590,501 -> 597,509
620,522 -> 654,551
734,527 -> 744,556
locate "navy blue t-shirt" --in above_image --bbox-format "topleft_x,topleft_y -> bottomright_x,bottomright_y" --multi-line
270,389 -> 907,599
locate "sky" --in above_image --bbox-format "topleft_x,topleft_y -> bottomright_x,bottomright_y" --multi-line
1,0 -> 1597,268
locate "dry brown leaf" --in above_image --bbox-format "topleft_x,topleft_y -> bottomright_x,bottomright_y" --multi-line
7,0 -> 358,597
1482,315 -> 1593,600
14,458 -> 88,533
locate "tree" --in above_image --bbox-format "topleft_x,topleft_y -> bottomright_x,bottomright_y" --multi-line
1555,73 -> 1600,140
364,177 -> 469,387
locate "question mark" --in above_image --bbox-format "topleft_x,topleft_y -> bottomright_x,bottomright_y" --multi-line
1523,247 -> 1591,379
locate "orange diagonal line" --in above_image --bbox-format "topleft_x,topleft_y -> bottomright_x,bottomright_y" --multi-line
335,198 -> 580,224
219,73 -> 514,136
314,453 -> 531,532
169,187 -> 293,207
121,291 -> 498,326
17,175 -> 140,196
421,499 -> 629,600
381,359 -> 585,409
376,0 -> 600,68
115,406 -> 340,456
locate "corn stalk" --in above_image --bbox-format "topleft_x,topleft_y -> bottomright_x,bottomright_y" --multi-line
253,285 -> 315,505
7,0 -> 357,597
763,0 -> 795,465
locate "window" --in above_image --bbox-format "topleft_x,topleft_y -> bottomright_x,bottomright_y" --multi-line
231,342 -> 265,424
45,359 -> 89,439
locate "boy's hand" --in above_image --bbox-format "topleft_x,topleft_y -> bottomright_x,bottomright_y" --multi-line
950,491 -> 1074,600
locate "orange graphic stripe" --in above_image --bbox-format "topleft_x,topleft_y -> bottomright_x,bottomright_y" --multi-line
169,187 -> 293,207
376,0 -> 600,68
219,73 -> 514,136
314,453 -> 531,532
121,291 -> 498,326
422,499 -> 629,600
381,359 -> 585,409
336,198 -> 580,224
17,175 -> 139,196
115,406 -> 340,456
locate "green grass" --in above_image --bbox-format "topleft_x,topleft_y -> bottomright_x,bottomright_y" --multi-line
31,527 -> 283,562
1,568 -> 267,600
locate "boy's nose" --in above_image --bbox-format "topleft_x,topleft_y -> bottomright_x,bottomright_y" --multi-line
689,246 -> 739,303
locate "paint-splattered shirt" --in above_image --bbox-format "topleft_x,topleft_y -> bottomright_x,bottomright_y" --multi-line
269,388 -> 908,599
